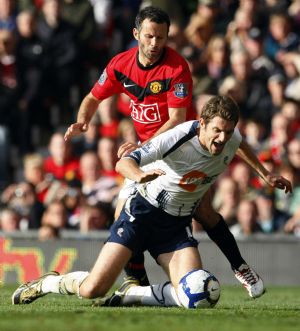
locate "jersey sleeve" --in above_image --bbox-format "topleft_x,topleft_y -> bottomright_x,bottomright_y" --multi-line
167,60 -> 193,109
125,122 -> 194,167
90,57 -> 123,100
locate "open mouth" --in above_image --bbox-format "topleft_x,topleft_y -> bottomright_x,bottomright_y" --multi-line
213,141 -> 224,151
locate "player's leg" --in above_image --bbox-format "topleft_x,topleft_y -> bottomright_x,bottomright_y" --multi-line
194,189 -> 265,298
12,242 -> 132,304
99,218 -> 203,308
97,246 -> 202,307
115,181 -> 150,286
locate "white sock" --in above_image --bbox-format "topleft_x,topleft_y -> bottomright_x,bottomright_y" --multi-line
123,282 -> 181,307
42,271 -> 89,296
42,275 -> 63,294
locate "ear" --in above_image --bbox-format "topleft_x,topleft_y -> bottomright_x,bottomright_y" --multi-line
133,28 -> 139,41
199,118 -> 205,127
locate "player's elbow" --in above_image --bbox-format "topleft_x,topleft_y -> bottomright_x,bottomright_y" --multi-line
115,159 -> 123,174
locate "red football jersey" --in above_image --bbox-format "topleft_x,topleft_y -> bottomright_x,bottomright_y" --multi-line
91,46 -> 194,142
44,157 -> 80,181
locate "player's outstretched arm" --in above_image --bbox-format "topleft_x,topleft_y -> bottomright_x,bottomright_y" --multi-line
236,139 -> 293,193
64,93 -> 100,141
116,158 -> 165,183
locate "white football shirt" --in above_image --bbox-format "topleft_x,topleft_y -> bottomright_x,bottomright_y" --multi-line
125,120 -> 242,216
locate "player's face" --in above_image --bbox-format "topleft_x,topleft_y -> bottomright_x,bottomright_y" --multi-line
134,18 -> 168,66
199,116 -> 235,155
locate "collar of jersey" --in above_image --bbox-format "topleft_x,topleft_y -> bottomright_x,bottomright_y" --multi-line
136,48 -> 166,70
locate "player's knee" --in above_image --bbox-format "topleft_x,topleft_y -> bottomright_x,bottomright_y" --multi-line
79,281 -> 106,299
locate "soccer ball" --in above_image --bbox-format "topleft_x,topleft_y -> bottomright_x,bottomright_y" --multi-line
177,269 -> 221,309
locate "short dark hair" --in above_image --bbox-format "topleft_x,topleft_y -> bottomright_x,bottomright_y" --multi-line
201,95 -> 240,125
135,6 -> 170,31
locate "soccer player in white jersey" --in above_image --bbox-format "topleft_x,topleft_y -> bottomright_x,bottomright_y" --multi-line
12,96 -> 292,307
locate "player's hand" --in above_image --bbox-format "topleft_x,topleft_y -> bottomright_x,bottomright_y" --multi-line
117,142 -> 139,158
265,174 -> 293,194
137,169 -> 165,183
64,123 -> 88,141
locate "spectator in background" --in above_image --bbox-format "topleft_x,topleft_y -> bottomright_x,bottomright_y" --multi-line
280,52 -> 300,103
72,112 -> 100,157
226,7 -> 254,53
255,188 -> 290,234
286,137 -> 300,213
289,0 -> 300,30
184,13 -> 214,53
97,95 -> 119,139
243,27 -> 275,84
117,118 -> 137,146
61,179 -> 83,229
41,199 -> 68,230
36,0 -> 80,127
60,0 -> 98,97
38,224 -> 59,240
23,152 -> 57,204
243,119 -> 266,154
44,131 -> 80,182
166,20 -> 187,53
282,138 -> 300,236
267,72 -> 286,114
231,161 -> 256,200
15,9 -> 43,153
181,45 -> 206,97
79,202 -> 111,233
262,112 -> 290,166
230,199 -> 262,237
212,176 -> 240,226
229,50 -> 273,127
79,151 -> 120,208
265,13 -> 300,64
0,207 -> 20,232
201,34 -> 230,92
196,0 -> 225,34
97,136 -> 120,180
0,0 -> 17,31
218,75 -> 247,125
0,28 -> 20,148
281,98 -> 300,138
275,163 -> 294,214
1,181 -> 44,229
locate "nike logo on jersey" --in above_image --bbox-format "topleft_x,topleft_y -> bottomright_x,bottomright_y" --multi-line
123,82 -> 136,88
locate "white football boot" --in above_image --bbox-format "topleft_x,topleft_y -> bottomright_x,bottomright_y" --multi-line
12,271 -> 59,305
233,264 -> 265,298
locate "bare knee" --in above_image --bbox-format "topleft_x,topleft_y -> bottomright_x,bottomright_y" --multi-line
79,279 -> 107,299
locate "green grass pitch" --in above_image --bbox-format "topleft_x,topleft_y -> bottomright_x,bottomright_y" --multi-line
1,285 -> 300,331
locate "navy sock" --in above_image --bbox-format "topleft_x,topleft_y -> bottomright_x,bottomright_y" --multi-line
205,215 -> 245,270
124,253 -> 150,286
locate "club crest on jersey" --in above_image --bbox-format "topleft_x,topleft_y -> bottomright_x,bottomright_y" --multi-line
174,83 -> 188,98
130,101 -> 161,123
98,69 -> 107,85
149,81 -> 162,94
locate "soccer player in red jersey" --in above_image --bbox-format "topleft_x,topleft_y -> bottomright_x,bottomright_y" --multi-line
63,6 -> 265,298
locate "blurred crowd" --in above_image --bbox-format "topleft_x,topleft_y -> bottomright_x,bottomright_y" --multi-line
0,0 -> 300,239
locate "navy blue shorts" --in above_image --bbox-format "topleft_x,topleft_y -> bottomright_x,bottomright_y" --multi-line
107,192 -> 198,260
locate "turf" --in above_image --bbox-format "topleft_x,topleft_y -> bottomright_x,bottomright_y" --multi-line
1,285 -> 299,331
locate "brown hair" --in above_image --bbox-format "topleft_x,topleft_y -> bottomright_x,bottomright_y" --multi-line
201,95 -> 240,125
